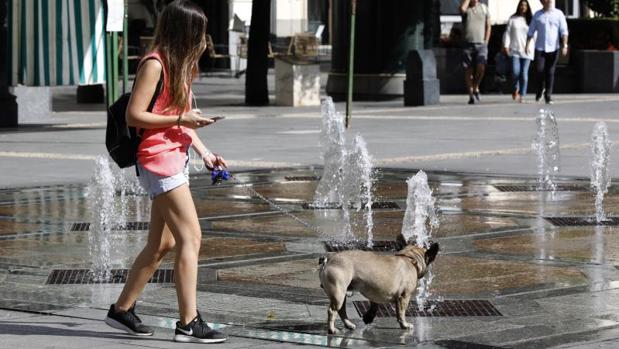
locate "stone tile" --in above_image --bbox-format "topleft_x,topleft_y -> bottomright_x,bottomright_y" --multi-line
218,258 -> 321,289
210,213 -> 318,237
430,255 -> 588,298
169,237 -> 287,263
457,190 -> 619,217
0,219 -> 53,236
473,226 -> 619,264
3,167 -> 619,348
194,198 -> 274,217
0,233 -> 287,268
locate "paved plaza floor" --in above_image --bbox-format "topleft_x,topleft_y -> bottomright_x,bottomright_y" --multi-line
2,74 -> 619,348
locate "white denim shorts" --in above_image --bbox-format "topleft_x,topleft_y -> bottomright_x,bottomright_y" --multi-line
137,163 -> 189,200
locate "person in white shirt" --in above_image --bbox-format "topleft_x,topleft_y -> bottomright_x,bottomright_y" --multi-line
503,0 -> 533,103
525,0 -> 569,104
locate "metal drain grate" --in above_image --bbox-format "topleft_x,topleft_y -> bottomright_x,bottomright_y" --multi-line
122,221 -> 150,230
372,201 -> 400,209
433,340 -> 507,349
544,216 -> 619,226
46,268 -> 174,284
353,300 -> 502,317
303,201 -> 399,210
494,184 -> 588,192
70,222 -> 150,231
285,176 -> 320,181
303,202 -> 342,209
70,222 -> 90,232
324,240 -> 400,252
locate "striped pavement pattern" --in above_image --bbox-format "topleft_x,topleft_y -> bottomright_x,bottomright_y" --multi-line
8,0 -> 106,86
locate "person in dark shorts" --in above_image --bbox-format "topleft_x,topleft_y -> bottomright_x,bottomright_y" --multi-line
460,0 -> 491,104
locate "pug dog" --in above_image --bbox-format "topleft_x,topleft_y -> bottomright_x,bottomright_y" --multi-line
318,237 -> 439,334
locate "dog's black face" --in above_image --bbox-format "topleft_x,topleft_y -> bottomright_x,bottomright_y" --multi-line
395,234 -> 439,266
395,234 -> 408,250
425,242 -> 439,265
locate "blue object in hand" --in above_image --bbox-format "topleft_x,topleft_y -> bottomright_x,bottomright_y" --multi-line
211,169 -> 231,185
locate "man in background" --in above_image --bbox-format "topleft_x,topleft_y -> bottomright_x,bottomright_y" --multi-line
526,0 -> 568,104
460,0 -> 491,105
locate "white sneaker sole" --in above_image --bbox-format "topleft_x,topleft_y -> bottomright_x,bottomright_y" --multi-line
173,334 -> 228,343
104,317 -> 153,336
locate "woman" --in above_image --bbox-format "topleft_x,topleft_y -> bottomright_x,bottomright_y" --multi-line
502,0 -> 533,103
104,0 -> 228,344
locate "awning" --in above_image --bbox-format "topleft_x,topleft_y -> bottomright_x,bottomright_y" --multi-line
8,0 -> 106,86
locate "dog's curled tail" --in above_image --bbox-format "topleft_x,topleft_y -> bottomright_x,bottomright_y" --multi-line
318,256 -> 328,289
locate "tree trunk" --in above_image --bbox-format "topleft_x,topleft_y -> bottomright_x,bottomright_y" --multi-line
0,0 -> 8,93
0,0 -> 18,127
245,0 -> 270,106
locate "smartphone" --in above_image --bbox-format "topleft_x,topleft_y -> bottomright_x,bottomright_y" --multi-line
210,116 -> 226,121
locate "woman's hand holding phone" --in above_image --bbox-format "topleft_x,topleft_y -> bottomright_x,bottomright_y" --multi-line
207,116 -> 226,122
180,109 -> 214,129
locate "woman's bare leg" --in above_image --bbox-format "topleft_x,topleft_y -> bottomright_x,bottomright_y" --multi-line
115,201 -> 176,311
153,184 -> 202,325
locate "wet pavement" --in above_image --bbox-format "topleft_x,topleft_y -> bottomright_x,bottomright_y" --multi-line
2,166 -> 619,348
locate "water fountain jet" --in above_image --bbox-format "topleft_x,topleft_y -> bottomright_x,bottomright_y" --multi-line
400,170 -> 439,309
314,98 -> 376,246
86,156 -> 116,281
339,134 -> 375,246
314,97 -> 347,207
533,109 -> 560,192
591,121 -> 611,223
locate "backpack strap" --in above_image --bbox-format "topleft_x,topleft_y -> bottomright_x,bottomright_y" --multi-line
134,57 -> 164,176
141,59 -> 164,128
135,56 -> 165,111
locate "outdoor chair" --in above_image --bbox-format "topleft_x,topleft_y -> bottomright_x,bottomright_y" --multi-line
118,36 -> 141,75
234,35 -> 280,78
206,34 -> 230,69
287,33 -> 319,58
237,36 -> 279,59
139,36 -> 154,56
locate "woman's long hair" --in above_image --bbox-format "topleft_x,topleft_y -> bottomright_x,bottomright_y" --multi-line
513,0 -> 533,25
151,0 -> 207,113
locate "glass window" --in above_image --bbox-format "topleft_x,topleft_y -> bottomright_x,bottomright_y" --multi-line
555,0 -> 579,17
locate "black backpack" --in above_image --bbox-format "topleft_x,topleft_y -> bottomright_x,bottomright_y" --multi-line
105,58 -> 163,170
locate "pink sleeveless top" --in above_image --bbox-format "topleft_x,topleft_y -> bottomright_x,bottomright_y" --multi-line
136,51 -> 195,176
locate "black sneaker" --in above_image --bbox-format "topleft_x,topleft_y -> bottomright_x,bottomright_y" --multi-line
105,303 -> 154,336
535,89 -> 544,102
174,311 -> 228,344
468,96 -> 475,105
473,91 -> 481,102
545,96 -> 554,104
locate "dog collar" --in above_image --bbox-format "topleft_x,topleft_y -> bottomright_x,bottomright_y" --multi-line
396,254 -> 427,278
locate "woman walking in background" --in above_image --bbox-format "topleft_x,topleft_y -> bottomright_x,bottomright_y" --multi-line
503,0 -> 533,103
103,0 -> 228,344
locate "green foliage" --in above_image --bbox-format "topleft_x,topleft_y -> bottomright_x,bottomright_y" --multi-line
583,0 -> 619,18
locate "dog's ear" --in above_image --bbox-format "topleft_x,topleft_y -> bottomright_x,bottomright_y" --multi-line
425,242 -> 439,265
395,234 -> 408,250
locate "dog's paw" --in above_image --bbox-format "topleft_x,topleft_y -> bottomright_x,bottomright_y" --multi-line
398,321 -> 412,330
343,320 -> 356,330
